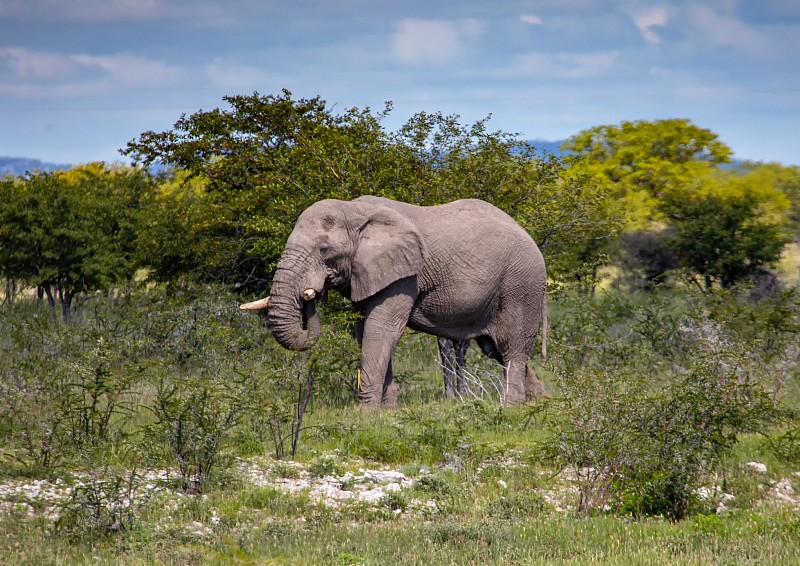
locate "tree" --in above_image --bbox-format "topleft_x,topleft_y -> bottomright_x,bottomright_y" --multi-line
563,119 -> 732,230
619,229 -> 680,290
733,162 -> 800,239
662,170 -> 792,289
125,91 -> 395,288
0,164 -> 151,318
125,90 -> 620,289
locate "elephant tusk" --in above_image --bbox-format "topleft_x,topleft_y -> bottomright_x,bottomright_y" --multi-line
239,296 -> 270,310
303,288 -> 317,301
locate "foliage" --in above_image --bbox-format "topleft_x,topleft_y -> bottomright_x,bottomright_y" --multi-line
734,162 -> 800,236
0,299 -> 143,469
563,118 -> 732,230
563,119 -> 794,289
134,170 -> 238,284
662,178 -> 792,289
124,90 -> 621,288
618,229 -> 680,289
0,164 -> 152,318
543,288 -> 791,520
124,91 -> 390,289
55,458 -> 155,539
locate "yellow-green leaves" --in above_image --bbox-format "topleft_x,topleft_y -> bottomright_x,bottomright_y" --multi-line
564,119 -> 733,231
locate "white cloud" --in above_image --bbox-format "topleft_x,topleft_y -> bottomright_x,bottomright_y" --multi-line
0,47 -> 75,80
391,18 -> 486,66
70,53 -> 179,86
684,3 -> 769,56
520,14 -> 543,26
0,47 -> 183,96
503,51 -> 619,79
205,58 -> 275,90
631,6 -> 668,44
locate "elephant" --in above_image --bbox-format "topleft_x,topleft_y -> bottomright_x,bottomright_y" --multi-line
240,195 -> 548,407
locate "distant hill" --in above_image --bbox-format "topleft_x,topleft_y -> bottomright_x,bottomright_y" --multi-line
0,156 -> 71,176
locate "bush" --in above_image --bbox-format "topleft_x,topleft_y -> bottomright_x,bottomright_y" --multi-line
0,298 -> 144,469
545,356 -> 775,519
544,289 -> 783,520
619,230 -> 680,289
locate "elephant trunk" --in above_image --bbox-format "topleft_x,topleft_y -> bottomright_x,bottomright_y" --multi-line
266,269 -> 321,351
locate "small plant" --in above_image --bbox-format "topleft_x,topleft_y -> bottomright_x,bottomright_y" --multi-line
414,474 -> 455,496
337,552 -> 364,565
379,491 -> 408,513
307,453 -> 340,478
482,491 -> 545,520
55,464 -> 153,538
272,461 -> 304,479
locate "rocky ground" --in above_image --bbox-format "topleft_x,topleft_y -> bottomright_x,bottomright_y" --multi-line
1,456 -> 798,536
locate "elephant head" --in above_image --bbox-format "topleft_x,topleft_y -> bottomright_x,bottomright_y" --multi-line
242,199 -> 426,351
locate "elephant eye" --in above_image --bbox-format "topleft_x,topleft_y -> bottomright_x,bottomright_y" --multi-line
319,244 -> 331,255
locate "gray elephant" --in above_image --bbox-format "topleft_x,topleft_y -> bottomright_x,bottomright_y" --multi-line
241,196 -> 547,407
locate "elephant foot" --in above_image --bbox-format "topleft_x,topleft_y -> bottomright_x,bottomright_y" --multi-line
382,379 -> 398,407
524,365 -> 550,400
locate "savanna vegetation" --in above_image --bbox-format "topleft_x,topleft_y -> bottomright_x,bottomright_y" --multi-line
1,90 -> 800,564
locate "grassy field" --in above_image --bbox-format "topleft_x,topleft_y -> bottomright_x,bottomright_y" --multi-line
1,285 -> 799,565
1,401 -> 799,565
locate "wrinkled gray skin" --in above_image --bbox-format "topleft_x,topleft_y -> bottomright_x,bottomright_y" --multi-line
263,196 -> 547,407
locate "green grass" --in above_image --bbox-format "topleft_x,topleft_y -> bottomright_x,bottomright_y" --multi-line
1,399 -> 799,565
2,286 -> 799,564
3,508 -> 799,565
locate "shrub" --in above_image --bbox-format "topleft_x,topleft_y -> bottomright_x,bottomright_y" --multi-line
482,492 -> 545,519
544,289 -> 783,520
619,229 -> 680,289
545,356 -> 775,519
0,299 -> 144,469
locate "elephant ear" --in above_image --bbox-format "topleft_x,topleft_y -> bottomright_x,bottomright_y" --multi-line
350,205 -> 426,302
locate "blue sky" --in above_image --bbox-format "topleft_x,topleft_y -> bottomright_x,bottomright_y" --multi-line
1,0 -> 799,165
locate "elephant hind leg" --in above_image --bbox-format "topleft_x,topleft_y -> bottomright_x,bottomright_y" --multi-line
454,339 -> 470,395
524,364 -> 550,399
438,338 -> 458,399
439,338 -> 471,399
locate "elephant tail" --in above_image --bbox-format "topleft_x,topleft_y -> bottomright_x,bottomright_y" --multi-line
540,292 -> 548,360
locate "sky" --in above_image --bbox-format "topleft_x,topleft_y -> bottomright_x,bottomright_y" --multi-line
0,0 -> 799,166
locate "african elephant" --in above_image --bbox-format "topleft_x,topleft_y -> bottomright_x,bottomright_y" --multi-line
241,196 -> 547,407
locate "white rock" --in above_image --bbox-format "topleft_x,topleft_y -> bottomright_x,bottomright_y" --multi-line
497,479 -> 507,489
746,462 -> 768,474
363,470 -> 407,484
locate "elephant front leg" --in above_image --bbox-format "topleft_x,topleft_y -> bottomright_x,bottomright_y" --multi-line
358,318 -> 407,406
357,279 -> 416,407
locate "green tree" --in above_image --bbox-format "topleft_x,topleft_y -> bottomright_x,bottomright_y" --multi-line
125,91 -> 393,288
0,164 -> 151,318
662,170 -> 792,289
563,119 -> 732,230
124,90 -> 620,288
734,162 -> 800,237
0,176 -> 26,303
